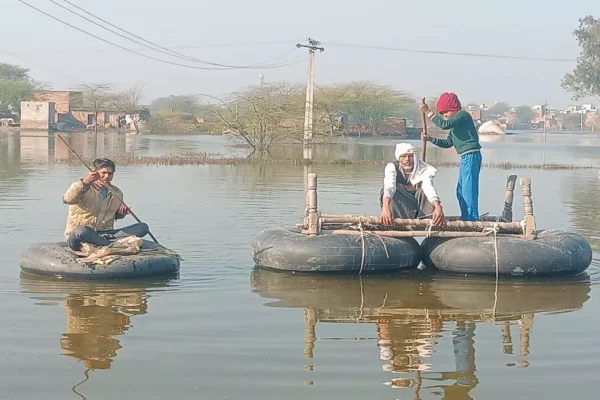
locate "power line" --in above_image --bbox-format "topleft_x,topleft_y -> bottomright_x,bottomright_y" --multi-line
16,0 -> 301,71
48,0 -> 295,69
60,0 -> 299,69
325,42 -> 577,63
11,40 -> 297,56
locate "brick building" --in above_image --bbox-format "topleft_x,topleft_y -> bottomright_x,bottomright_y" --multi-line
32,90 -> 122,128
32,91 -> 83,115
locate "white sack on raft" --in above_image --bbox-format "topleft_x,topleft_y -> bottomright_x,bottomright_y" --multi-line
478,120 -> 505,135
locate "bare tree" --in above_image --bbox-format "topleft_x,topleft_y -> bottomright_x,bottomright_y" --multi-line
108,82 -> 146,133
78,83 -> 111,133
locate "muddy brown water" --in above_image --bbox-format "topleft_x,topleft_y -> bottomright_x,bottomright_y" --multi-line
1,130 -> 600,399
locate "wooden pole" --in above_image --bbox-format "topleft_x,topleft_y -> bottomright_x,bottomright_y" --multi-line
303,49 -> 315,149
319,214 -> 507,223
520,177 -> 537,240
316,223 -> 520,234
330,229 -> 521,238
306,173 -> 320,236
297,38 -> 324,156
501,175 -> 518,222
420,97 -> 428,161
320,215 -> 522,231
500,322 -> 514,355
55,133 -> 160,244
519,313 -> 534,358
304,308 -> 318,359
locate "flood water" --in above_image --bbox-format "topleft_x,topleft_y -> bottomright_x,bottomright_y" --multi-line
1,130 -> 600,399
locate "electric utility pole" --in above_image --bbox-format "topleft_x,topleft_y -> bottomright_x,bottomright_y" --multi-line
297,38 -> 324,152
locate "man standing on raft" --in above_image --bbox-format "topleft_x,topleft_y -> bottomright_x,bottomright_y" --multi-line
380,143 -> 445,226
420,92 -> 482,222
62,158 -> 150,251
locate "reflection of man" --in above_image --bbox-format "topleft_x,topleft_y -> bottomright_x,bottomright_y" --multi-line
380,143 -> 445,226
377,318 -> 433,373
60,292 -> 147,370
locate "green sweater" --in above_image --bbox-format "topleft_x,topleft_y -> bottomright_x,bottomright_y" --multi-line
428,110 -> 481,155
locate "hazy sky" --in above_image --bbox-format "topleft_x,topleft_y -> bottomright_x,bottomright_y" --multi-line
2,0 -> 599,107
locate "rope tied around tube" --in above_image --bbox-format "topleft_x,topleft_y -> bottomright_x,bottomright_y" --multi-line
354,220 -> 390,276
424,220 -> 434,238
482,220 -> 501,318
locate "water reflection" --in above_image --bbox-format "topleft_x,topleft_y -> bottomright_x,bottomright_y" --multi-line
3,131 -> 600,170
19,273 -> 176,398
566,172 -> 600,253
250,269 -> 590,398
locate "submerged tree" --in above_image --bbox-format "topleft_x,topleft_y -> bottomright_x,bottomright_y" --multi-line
322,82 -> 419,134
314,82 -> 422,135
562,15 -> 600,100
153,81 -> 439,143
203,83 -> 305,154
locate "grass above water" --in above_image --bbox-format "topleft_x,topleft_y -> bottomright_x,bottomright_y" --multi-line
53,152 -> 599,170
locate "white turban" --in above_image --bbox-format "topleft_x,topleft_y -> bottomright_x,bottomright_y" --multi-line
394,143 -> 420,160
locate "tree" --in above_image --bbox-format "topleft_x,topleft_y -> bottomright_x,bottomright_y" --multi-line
150,95 -> 199,113
203,83 -> 305,154
486,102 -> 510,118
562,15 -> 600,100
108,82 -> 146,132
313,84 -> 350,136
514,105 -> 534,124
78,83 -> 112,133
315,82 -> 420,135
560,113 -> 584,130
0,64 -> 30,80
0,62 -> 37,113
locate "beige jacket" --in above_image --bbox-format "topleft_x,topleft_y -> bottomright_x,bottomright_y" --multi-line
62,179 -> 125,240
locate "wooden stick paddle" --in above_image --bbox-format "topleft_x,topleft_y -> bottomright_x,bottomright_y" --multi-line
420,97 -> 428,162
56,133 -> 160,244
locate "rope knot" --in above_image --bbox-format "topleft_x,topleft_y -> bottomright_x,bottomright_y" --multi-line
424,220 -> 434,238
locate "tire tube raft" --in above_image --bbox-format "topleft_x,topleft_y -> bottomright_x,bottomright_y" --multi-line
251,227 -> 422,273
421,229 -> 593,277
20,240 -> 181,279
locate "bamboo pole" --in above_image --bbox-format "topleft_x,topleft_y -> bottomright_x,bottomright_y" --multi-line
320,215 -> 522,231
295,216 -> 509,230
307,223 -> 520,234
319,214 -> 507,223
330,229 -> 521,238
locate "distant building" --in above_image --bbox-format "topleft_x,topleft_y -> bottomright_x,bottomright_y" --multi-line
530,105 -> 546,126
71,108 -> 121,128
32,90 -> 123,129
33,90 -> 83,116
467,109 -> 483,122
20,101 -> 56,130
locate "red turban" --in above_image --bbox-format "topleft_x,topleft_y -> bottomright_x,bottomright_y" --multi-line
436,92 -> 462,114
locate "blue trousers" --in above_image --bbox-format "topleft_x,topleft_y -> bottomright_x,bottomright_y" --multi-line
68,222 -> 149,251
457,151 -> 482,221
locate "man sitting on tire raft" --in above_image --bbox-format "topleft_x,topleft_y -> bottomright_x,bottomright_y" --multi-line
62,158 -> 150,251
379,143 -> 445,226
